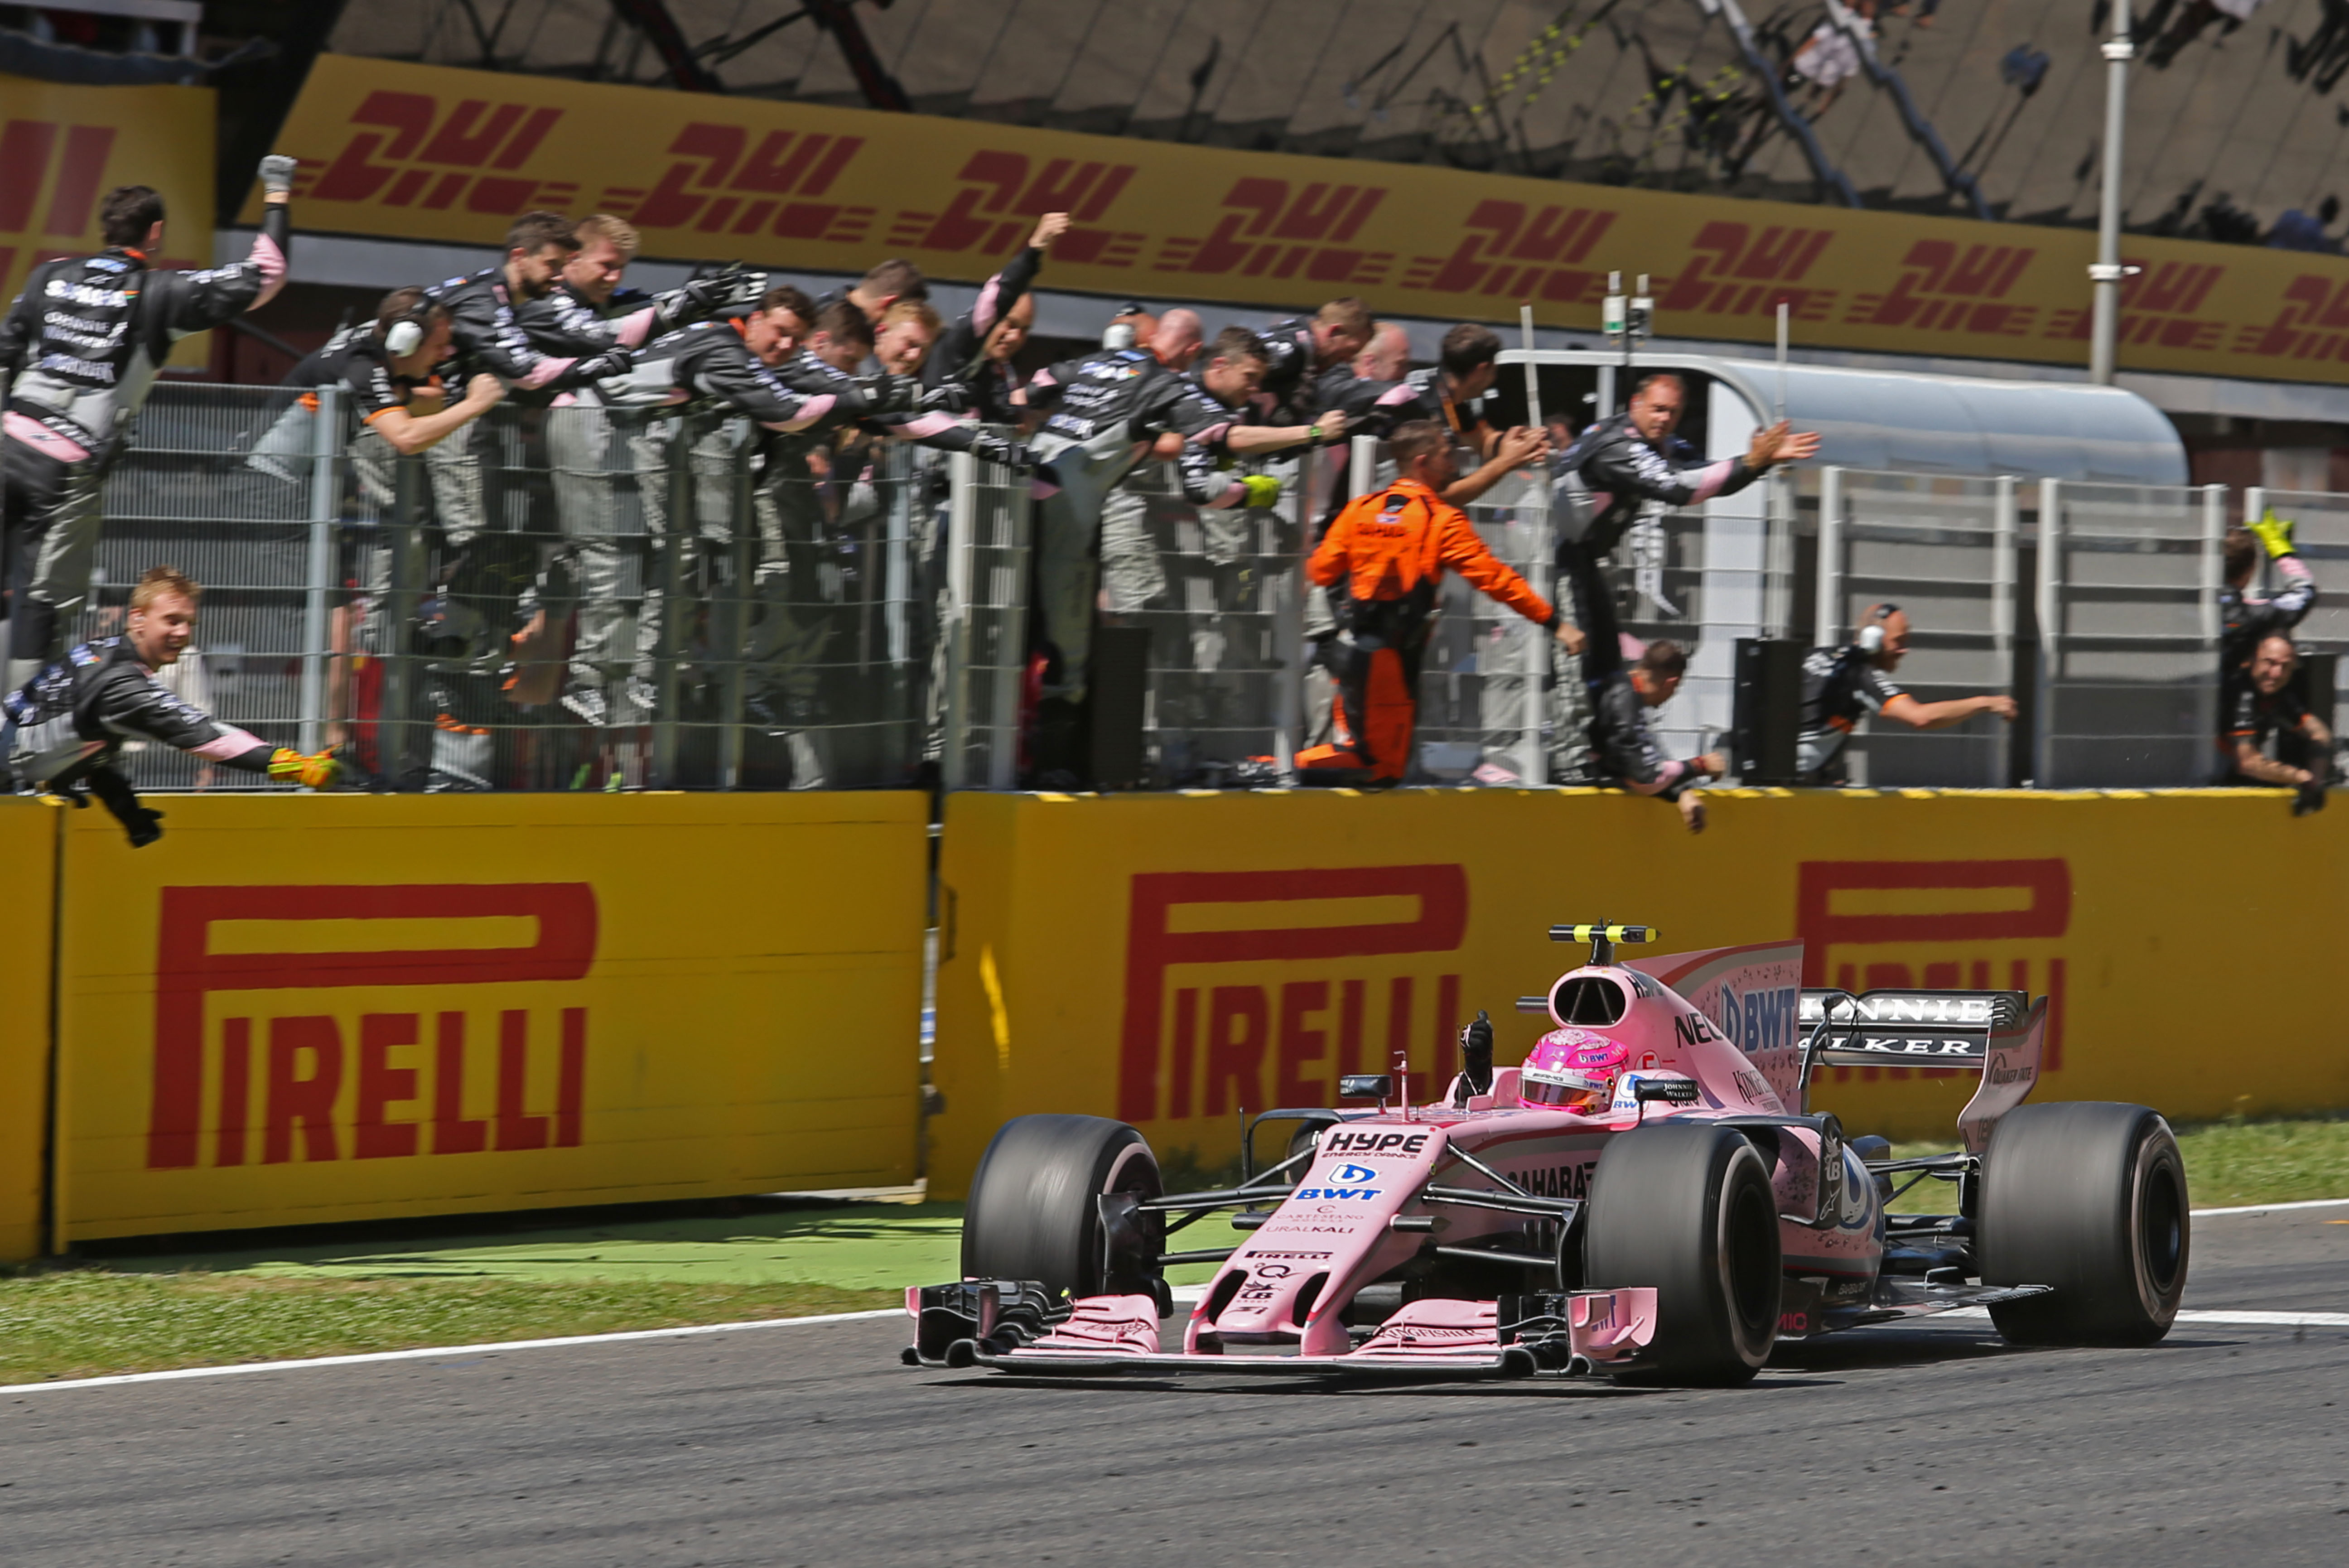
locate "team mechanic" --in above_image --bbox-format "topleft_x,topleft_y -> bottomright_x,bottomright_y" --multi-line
1550,371 -> 1818,805
1795,602 -> 2016,784
2223,630 -> 2335,814
4,567 -> 340,846
511,213 -> 764,730
2220,512 -> 2318,686
1022,326 -> 1342,777
1297,420 -> 1581,785
0,158 -> 296,691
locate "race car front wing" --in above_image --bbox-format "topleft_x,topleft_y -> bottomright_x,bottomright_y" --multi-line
902,1280 -> 1659,1379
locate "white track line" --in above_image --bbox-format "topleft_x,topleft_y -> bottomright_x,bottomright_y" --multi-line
2190,1196 -> 2349,1217
1935,1307 -> 2349,1328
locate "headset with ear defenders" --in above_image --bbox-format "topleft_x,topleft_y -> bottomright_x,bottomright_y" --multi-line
380,297 -> 433,358
1856,602 -> 1900,655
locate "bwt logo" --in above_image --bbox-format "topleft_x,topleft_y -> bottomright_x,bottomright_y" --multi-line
888,150 -> 1139,263
1715,982 -> 1800,1056
1116,865 -> 1468,1125
620,121 -> 870,240
1399,197 -> 1615,302
307,91 -> 574,215
1156,177 -> 1394,286
1659,219 -> 1838,322
1796,859 -> 2070,1078
1845,237 -> 2040,337
147,884 -> 598,1171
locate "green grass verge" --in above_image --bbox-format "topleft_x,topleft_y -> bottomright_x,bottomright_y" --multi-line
0,1273 -> 894,1386
1883,1114 -> 2349,1214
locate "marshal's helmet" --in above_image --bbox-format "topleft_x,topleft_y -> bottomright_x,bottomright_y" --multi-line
1518,1030 -> 1630,1113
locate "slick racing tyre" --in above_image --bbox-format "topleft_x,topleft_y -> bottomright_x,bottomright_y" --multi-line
1583,1122 -> 1782,1385
1980,1101 -> 2189,1346
961,1114 -> 1164,1301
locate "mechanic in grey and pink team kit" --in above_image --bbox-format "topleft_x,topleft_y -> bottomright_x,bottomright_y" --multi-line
1795,602 -> 2018,785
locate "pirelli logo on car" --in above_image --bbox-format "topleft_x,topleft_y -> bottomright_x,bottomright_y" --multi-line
145,884 -> 598,1171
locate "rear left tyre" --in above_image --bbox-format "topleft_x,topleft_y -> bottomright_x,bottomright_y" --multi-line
1583,1122 -> 1782,1385
1980,1101 -> 2189,1346
960,1114 -> 1164,1300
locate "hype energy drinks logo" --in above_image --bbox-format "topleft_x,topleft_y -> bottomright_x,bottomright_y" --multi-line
1795,858 -> 2071,1076
145,884 -> 597,1170
1115,865 -> 1469,1126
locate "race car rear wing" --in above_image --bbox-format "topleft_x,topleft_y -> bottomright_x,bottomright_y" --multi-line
1797,988 -> 2049,1152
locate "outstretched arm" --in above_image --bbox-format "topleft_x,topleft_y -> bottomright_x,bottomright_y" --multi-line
1878,692 -> 2017,731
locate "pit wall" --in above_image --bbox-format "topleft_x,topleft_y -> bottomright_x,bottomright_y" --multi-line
0,792 -> 928,1259
929,787 -> 2349,1198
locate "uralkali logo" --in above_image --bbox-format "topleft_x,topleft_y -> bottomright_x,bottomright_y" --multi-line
1116,865 -> 1468,1126
147,884 -> 598,1170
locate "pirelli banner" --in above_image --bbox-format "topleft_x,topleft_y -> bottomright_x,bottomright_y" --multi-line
929,788 -> 2349,1197
254,53 -> 2349,386
45,791 -> 927,1247
0,72 -> 216,367
0,801 -> 58,1263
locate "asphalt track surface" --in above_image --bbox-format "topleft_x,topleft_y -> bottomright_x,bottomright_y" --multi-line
5,1209 -> 2346,1566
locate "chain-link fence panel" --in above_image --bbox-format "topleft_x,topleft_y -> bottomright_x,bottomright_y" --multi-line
937,441 -> 1032,791
1816,467 -> 2018,787
2035,480 -> 2224,788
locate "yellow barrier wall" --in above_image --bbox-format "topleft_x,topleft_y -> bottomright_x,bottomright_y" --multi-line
0,800 -> 57,1262
931,788 -> 2349,1197
54,792 -> 928,1244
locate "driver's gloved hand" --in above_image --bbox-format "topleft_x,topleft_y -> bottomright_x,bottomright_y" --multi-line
1456,1009 -> 1496,1103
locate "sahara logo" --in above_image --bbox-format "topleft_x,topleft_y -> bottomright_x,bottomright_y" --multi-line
147,883 -> 598,1171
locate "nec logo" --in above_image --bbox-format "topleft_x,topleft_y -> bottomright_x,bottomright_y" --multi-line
147,884 -> 598,1171
888,150 -> 1139,262
308,91 -> 573,215
618,122 -> 869,240
1158,177 -> 1394,285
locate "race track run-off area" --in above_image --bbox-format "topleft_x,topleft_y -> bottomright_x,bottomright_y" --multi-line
4,1207 -> 2345,1566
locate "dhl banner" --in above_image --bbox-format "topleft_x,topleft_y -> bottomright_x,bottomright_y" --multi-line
1,73 -> 215,369
0,801 -> 57,1262
928,788 -> 2349,1198
253,53 -> 2349,386
48,791 -> 927,1246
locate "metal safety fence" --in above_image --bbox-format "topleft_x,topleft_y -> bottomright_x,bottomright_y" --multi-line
44,386 -> 2345,794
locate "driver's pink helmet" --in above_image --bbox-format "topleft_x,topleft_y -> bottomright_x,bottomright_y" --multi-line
1518,1030 -> 1630,1113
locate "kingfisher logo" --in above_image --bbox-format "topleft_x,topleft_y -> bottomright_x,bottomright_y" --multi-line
1115,865 -> 1470,1125
146,884 -> 598,1170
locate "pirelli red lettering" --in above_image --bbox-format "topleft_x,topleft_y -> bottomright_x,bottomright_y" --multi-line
1796,859 -> 2070,1078
147,883 -> 598,1169
1117,865 -> 1468,1124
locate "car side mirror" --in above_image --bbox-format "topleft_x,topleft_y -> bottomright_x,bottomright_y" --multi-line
1635,1078 -> 1701,1104
1339,1075 -> 1393,1101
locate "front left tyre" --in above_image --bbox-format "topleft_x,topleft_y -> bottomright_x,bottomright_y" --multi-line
960,1114 -> 1164,1300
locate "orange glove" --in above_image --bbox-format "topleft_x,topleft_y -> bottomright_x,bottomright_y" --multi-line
268,748 -> 343,790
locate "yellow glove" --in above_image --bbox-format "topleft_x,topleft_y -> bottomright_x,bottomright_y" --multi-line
269,748 -> 344,790
2249,508 -> 2298,560
1240,473 -> 1283,509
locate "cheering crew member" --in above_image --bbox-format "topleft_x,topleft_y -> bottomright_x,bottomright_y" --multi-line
509,214 -> 761,729
1551,370 -> 1816,749
0,158 -> 295,690
1329,321 -> 1548,506
2221,513 -> 2318,681
1297,420 -> 1577,785
1024,326 -> 1340,720
4,567 -> 341,847
1795,602 -> 2016,783
2224,632 -> 2334,814
924,213 -> 1069,425
1255,298 -> 1373,423
823,257 -> 929,326
1591,640 -> 1726,833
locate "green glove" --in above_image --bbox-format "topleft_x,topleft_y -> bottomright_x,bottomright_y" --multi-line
1240,474 -> 1282,509
2249,509 -> 2298,560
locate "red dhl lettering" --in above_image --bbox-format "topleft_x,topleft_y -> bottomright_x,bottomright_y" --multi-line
307,91 -> 569,214
1844,238 -> 2037,329
1117,866 -> 1467,1123
1398,197 -> 1614,299
1796,859 -> 2069,1077
1659,220 -> 1835,312
0,119 -> 117,238
628,121 -> 868,233
148,883 -> 598,1168
883,148 -> 1140,260
1154,175 -> 1394,285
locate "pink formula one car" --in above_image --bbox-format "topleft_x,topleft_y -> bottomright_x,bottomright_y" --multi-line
907,924 -> 2190,1386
